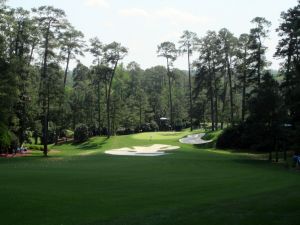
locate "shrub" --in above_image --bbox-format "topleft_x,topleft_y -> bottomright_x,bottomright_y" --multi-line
216,121 -> 287,152
24,144 -> 44,151
117,128 -> 134,135
0,126 -> 12,148
150,121 -> 159,131
0,124 -> 17,151
216,126 -> 241,149
74,124 -> 89,143
48,128 -> 57,144
61,129 -> 74,138
66,130 -> 74,138
174,120 -> 183,131
141,123 -> 151,132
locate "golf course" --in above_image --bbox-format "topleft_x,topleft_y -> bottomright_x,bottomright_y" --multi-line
1,130 -> 300,225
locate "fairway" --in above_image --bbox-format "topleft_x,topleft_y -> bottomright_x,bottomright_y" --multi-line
1,131 -> 300,225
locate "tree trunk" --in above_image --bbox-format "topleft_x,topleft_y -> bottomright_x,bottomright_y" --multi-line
274,135 -> 279,163
226,54 -> 234,125
167,58 -> 173,129
34,131 -> 38,145
42,24 -> 51,157
242,48 -> 247,122
221,70 -> 227,130
139,98 -> 142,131
56,50 -> 71,143
97,82 -> 101,136
63,50 -> 71,88
28,41 -> 36,66
257,39 -> 262,86
210,88 -> 215,131
209,67 -> 215,131
212,67 -> 218,130
269,150 -> 272,162
107,61 -> 119,138
188,45 -> 193,131
283,143 -> 287,161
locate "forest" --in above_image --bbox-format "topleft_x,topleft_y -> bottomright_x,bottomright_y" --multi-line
0,0 -> 299,158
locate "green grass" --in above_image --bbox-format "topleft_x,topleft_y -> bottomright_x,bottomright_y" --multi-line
1,131 -> 300,225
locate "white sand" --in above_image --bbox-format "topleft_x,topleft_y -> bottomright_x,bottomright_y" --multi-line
179,133 -> 213,145
105,144 -> 180,156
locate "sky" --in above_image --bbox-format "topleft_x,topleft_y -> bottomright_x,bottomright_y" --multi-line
7,0 -> 298,70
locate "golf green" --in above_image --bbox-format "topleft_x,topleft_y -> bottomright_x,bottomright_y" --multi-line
0,131 -> 299,225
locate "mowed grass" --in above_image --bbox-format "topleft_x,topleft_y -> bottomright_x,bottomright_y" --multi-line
0,131 -> 300,225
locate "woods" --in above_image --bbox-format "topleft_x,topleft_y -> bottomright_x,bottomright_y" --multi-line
0,1 -> 299,156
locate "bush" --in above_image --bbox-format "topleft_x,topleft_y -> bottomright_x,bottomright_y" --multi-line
216,126 -> 242,149
74,124 -> 89,143
60,129 -> 74,138
216,121 -> 286,152
174,120 -> 183,131
48,128 -> 57,144
0,124 -> 12,148
150,121 -> 159,131
24,144 -> 44,151
117,128 -> 134,135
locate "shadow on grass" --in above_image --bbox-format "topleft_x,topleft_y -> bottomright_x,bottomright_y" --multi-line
72,137 -> 109,150
55,140 -> 73,145
193,142 -> 216,149
160,133 -> 183,137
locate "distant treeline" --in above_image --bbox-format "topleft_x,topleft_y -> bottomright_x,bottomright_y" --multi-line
0,0 -> 299,156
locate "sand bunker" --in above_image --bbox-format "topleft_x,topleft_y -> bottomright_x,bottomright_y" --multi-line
105,144 -> 180,156
179,133 -> 213,145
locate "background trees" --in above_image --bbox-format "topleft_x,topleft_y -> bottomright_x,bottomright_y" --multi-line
179,31 -> 199,131
157,41 -> 177,129
103,42 -> 128,137
0,1 -> 300,158
275,2 -> 300,149
249,17 -> 272,87
32,6 -> 67,156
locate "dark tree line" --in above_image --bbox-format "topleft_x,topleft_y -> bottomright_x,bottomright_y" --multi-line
0,0 -> 299,157
0,1 -> 191,156
215,1 -> 300,159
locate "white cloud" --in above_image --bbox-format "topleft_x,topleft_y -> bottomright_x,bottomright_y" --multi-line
155,8 -> 208,25
119,8 -> 149,17
118,7 -> 210,25
85,0 -> 109,8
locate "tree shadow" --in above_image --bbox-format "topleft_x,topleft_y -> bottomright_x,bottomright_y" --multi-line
193,142 -> 215,149
72,137 -> 109,150
160,133 -> 183,137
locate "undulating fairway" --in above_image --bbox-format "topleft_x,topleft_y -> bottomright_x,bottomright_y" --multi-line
1,131 -> 300,225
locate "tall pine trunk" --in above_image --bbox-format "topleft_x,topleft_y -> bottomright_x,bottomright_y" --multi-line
257,39 -> 262,86
242,47 -> 247,122
167,59 -> 173,129
209,67 -> 215,131
42,25 -> 50,157
97,82 -> 101,135
221,71 -> 227,130
226,55 -> 234,125
107,61 -> 119,138
212,66 -> 218,130
188,46 -> 193,131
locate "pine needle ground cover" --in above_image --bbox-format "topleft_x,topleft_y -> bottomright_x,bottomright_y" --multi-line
1,131 -> 300,225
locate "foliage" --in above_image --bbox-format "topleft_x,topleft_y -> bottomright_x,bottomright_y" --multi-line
0,123 -> 13,148
0,0 -> 299,157
74,123 -> 89,143
217,73 -> 287,151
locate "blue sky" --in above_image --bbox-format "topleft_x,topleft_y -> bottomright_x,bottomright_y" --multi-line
7,0 -> 298,70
